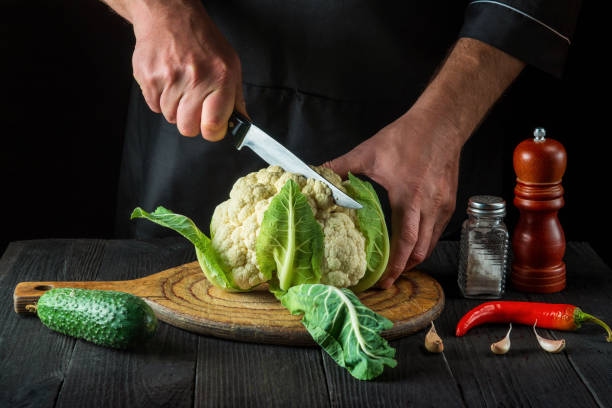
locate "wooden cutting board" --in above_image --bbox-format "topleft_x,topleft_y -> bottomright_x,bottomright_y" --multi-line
13,261 -> 444,346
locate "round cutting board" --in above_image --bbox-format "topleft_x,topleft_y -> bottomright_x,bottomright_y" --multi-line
14,261 -> 444,346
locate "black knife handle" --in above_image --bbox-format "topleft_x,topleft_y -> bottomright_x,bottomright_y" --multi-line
227,110 -> 251,149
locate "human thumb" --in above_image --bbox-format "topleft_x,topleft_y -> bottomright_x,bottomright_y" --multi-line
322,147 -> 366,179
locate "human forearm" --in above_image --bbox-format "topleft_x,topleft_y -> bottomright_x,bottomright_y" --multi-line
101,0 -> 201,25
327,37 -> 526,288
411,37 -> 525,149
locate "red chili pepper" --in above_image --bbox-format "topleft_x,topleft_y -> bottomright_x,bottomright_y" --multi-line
456,301 -> 612,342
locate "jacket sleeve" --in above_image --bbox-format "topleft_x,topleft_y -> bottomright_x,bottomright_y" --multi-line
459,0 -> 582,77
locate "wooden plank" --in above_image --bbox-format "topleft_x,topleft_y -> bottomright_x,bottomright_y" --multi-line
522,242 -> 612,408
55,321 -> 198,408
431,242 -> 601,408
0,241 -> 25,280
195,337 -> 330,408
318,245 -> 464,407
4,237 -> 327,408
321,334 -> 466,407
54,238 -> 200,408
3,239 -> 610,408
0,240 -> 104,408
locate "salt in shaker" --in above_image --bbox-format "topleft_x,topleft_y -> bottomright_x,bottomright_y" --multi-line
458,195 -> 510,299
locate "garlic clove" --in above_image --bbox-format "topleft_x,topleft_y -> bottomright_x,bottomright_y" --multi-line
425,321 -> 444,353
533,322 -> 566,353
490,323 -> 512,355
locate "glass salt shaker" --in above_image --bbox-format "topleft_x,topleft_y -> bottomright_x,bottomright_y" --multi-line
457,195 -> 510,299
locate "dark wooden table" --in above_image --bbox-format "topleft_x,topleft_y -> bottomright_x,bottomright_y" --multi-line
1,239 -> 610,408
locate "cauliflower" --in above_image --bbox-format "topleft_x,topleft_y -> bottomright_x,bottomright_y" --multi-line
210,165 -> 367,290
130,165 -> 394,381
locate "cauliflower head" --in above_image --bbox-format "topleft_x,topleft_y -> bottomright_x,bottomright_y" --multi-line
210,165 -> 367,290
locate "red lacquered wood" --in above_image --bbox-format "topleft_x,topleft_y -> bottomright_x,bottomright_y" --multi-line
511,131 -> 567,293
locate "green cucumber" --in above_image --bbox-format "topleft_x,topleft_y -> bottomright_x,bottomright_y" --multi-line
35,288 -> 158,349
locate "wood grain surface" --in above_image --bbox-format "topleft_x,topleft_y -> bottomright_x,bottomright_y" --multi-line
512,134 -> 567,293
2,239 -> 610,408
13,261 -> 444,346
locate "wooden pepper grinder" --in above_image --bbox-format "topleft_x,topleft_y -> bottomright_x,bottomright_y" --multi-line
511,128 -> 567,293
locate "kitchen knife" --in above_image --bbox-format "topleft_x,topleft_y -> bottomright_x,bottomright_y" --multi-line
227,111 -> 362,209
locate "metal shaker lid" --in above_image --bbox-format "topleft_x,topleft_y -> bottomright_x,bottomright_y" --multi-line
467,195 -> 506,216
533,127 -> 546,142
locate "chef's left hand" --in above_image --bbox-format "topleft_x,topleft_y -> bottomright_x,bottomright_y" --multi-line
325,38 -> 525,288
325,106 -> 464,289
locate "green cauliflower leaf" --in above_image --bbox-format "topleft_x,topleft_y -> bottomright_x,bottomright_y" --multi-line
256,179 -> 324,291
130,206 -> 245,292
345,173 -> 390,293
281,283 -> 397,380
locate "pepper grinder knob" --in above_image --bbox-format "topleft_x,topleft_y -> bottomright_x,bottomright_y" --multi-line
511,128 -> 567,293
533,127 -> 546,141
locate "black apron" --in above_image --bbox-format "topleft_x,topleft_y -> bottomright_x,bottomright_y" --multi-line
116,0 -> 567,239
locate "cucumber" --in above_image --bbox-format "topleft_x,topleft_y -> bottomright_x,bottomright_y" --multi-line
35,288 -> 158,349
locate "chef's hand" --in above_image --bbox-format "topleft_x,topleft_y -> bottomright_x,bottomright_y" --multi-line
126,0 -> 244,140
325,107 -> 462,289
326,38 -> 524,288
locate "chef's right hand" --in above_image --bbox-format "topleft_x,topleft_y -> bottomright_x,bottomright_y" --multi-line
130,0 -> 245,140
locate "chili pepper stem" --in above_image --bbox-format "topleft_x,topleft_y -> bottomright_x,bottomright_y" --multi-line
575,308 -> 612,342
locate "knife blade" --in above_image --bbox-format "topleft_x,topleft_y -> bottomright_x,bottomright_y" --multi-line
227,111 -> 362,209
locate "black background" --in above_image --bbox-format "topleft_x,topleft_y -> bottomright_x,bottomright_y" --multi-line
1,2 -> 609,266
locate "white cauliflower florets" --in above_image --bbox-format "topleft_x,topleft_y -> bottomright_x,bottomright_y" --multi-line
210,165 -> 366,289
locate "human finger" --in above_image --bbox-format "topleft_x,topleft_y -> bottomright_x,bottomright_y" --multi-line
132,48 -> 164,114
234,82 -> 248,118
133,72 -> 162,114
426,196 -> 455,257
323,147 -> 368,179
378,203 -> 420,289
404,211 -> 435,271
426,220 -> 446,259
176,84 -> 208,137
159,80 -> 184,124
200,86 -> 235,141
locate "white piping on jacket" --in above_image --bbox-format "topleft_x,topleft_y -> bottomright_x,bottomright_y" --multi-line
469,0 -> 571,44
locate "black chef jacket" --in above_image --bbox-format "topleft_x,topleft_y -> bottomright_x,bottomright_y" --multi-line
116,0 -> 581,239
